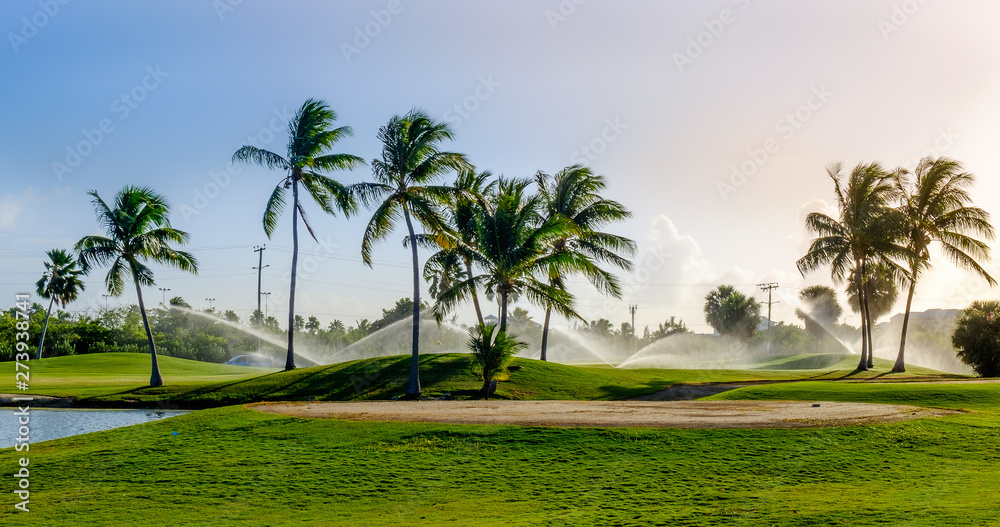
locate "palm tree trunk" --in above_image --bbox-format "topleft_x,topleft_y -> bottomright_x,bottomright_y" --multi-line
854,266 -> 868,371
465,260 -> 485,327
135,282 -> 163,387
865,288 -> 875,368
286,178 -> 299,371
540,306 -> 552,361
499,291 -> 509,333
893,275 -> 917,373
36,297 -> 55,360
403,206 -> 422,398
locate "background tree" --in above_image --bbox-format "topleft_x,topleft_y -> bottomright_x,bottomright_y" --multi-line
794,285 -> 843,346
649,316 -> 690,342
704,285 -> 761,342
353,109 -> 469,397
952,300 -> 1000,377
891,157 -> 995,372
34,249 -> 86,359
75,186 -> 198,387
467,323 -> 527,399
233,98 -> 364,371
534,165 -> 635,361
796,162 -> 910,370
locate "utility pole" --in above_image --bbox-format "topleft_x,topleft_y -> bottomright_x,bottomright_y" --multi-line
258,291 -> 272,353
252,245 -> 269,328
629,305 -> 637,337
262,292 -> 271,320
758,282 -> 779,351
158,287 -> 171,306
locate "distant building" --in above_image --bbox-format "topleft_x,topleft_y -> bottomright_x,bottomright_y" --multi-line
887,308 -> 959,326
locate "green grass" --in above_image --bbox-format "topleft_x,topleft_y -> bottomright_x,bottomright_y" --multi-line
2,353 -> 997,525
2,398 -> 999,526
4,352 -> 966,408
708,379 -> 1000,413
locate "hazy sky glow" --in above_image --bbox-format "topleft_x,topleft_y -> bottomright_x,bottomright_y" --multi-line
2,1 -> 999,333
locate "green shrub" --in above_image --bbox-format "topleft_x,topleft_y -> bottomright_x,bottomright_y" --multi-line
952,301 -> 1000,377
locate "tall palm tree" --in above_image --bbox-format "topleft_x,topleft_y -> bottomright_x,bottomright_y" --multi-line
34,249 -> 86,359
534,165 -> 636,361
424,247 -> 467,302
796,162 -> 910,370
75,186 -> 198,387
233,99 -> 364,371
435,178 -> 577,333
891,157 -> 995,372
846,262 -> 902,367
449,169 -> 496,327
353,109 -> 470,397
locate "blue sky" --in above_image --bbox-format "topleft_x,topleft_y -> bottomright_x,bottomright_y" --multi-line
2,1 -> 1000,333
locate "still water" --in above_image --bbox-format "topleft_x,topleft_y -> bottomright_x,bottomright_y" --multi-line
1,408 -> 189,448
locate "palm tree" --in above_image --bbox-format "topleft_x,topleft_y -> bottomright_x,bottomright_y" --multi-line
704,285 -> 760,341
353,109 -> 470,397
75,186 -> 198,387
534,165 -> 636,361
34,249 -> 86,359
447,169 -> 497,327
794,285 -> 844,351
890,157 -> 996,372
846,262 -> 902,366
796,162 -> 910,370
435,178 -> 576,333
467,323 -> 527,399
424,247 -> 467,302
233,99 -> 364,371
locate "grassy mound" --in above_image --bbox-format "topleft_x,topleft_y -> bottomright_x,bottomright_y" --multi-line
3,352 -> 969,408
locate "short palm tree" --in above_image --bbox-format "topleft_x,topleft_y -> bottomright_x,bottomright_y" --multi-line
353,109 -> 470,397
34,249 -> 86,359
796,162 -> 910,370
233,99 -> 364,371
75,186 -> 198,387
534,165 -> 635,361
436,178 -> 576,333
467,323 -> 527,399
891,157 -> 995,372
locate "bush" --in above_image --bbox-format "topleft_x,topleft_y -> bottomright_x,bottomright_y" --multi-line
952,301 -> 1000,377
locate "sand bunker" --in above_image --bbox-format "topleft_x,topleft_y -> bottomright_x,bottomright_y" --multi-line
251,400 -> 956,429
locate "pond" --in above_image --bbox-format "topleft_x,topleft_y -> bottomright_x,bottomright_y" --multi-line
1,407 -> 190,448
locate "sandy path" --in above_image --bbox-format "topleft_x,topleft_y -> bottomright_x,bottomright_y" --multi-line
250,400 -> 956,429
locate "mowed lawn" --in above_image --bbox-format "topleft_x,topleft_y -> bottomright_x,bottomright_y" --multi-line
1,353 -> 995,525
2,390 -> 1000,526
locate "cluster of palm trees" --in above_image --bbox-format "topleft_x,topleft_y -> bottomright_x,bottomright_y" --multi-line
235,99 -> 636,397
797,159 -> 995,372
